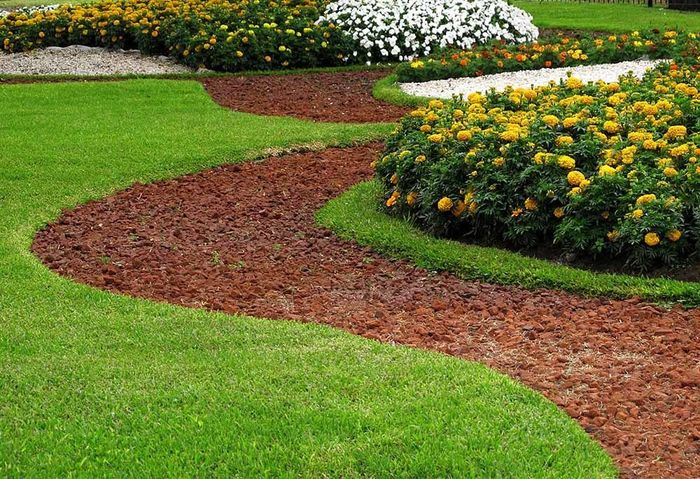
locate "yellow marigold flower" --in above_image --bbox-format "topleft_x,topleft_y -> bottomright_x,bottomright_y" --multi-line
627,131 -> 646,143
499,130 -> 520,142
406,191 -> 418,206
664,125 -> 687,140
566,77 -> 583,89
425,112 -> 439,122
562,117 -> 578,129
644,232 -> 660,247
493,157 -> 505,167
607,230 -> 620,242
567,170 -> 586,186
663,167 -> 678,177
542,115 -> 559,128
598,165 -> 616,176
666,229 -> 682,242
410,109 -> 426,118
670,144 -> 689,157
468,202 -> 478,214
386,191 -> 400,207
511,207 -> 523,218
556,135 -> 574,146
453,109 -> 464,119
428,99 -> 444,110
456,130 -> 471,142
603,121 -> 621,134
390,173 -> 399,185
567,187 -> 581,197
553,207 -> 565,218
631,209 -> 644,219
557,155 -> 575,169
427,134 -> 443,143
452,200 -> 466,217
420,124 -> 432,133
524,197 -> 538,211
437,197 -> 453,212
636,194 -> 656,205
467,92 -> 485,104
415,155 -> 426,163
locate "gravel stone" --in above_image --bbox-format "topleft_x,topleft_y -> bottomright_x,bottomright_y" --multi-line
399,59 -> 668,99
0,45 -> 193,75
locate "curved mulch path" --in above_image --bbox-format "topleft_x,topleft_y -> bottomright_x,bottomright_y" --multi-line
33,144 -> 700,478
201,70 -> 411,122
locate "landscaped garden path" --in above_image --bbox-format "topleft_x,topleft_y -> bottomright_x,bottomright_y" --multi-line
32,72 -> 700,479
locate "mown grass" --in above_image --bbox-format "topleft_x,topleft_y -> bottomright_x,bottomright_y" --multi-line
317,181 -> 700,307
0,79 -> 616,477
513,0 -> 700,32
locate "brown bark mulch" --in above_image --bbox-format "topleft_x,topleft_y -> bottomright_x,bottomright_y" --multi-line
201,70 -> 411,122
33,144 -> 700,479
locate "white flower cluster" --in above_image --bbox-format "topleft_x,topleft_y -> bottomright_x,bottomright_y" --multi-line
318,0 -> 539,62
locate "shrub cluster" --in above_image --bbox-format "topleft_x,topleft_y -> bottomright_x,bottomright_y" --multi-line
375,63 -> 700,269
0,0 -> 352,71
317,0 -> 538,62
396,30 -> 700,82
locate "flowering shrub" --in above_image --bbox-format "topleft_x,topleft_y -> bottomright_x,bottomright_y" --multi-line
396,30 -> 700,82
0,0 -> 352,71
317,0 -> 538,62
375,63 -> 700,269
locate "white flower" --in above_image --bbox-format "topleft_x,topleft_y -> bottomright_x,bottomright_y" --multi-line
318,0 -> 538,63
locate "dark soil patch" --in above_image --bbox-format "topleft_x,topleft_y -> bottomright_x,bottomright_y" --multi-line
33,145 -> 700,479
201,70 -> 411,122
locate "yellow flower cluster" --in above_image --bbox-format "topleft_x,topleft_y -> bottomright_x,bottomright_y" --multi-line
377,62 -> 700,268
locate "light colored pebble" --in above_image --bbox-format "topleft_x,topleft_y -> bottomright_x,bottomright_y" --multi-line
399,59 -> 668,99
0,45 -> 193,75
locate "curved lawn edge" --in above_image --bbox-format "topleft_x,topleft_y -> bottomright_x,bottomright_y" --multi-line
372,73 -> 433,107
317,180 -> 700,307
2,80 -> 615,477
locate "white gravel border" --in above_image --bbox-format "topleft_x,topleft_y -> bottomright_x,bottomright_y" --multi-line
399,59 -> 668,99
0,45 -> 193,76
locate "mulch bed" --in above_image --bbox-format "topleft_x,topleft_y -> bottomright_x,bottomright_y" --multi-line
201,70 -> 411,122
33,144 -> 700,478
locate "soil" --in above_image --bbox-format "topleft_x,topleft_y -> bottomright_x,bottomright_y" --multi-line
201,70 -> 411,122
33,144 -> 700,479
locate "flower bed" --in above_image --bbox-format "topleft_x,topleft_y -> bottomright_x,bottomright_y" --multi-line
0,0 -> 539,72
0,0 -> 352,71
375,63 -> 700,270
395,30 -> 700,82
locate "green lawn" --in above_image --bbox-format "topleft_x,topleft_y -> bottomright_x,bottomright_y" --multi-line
514,0 -> 700,32
0,80 -> 616,477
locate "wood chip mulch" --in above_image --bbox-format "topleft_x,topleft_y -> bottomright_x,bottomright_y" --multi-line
201,69 -> 411,122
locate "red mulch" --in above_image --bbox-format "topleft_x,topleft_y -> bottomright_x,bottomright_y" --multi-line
33,145 -> 700,478
201,70 -> 411,122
